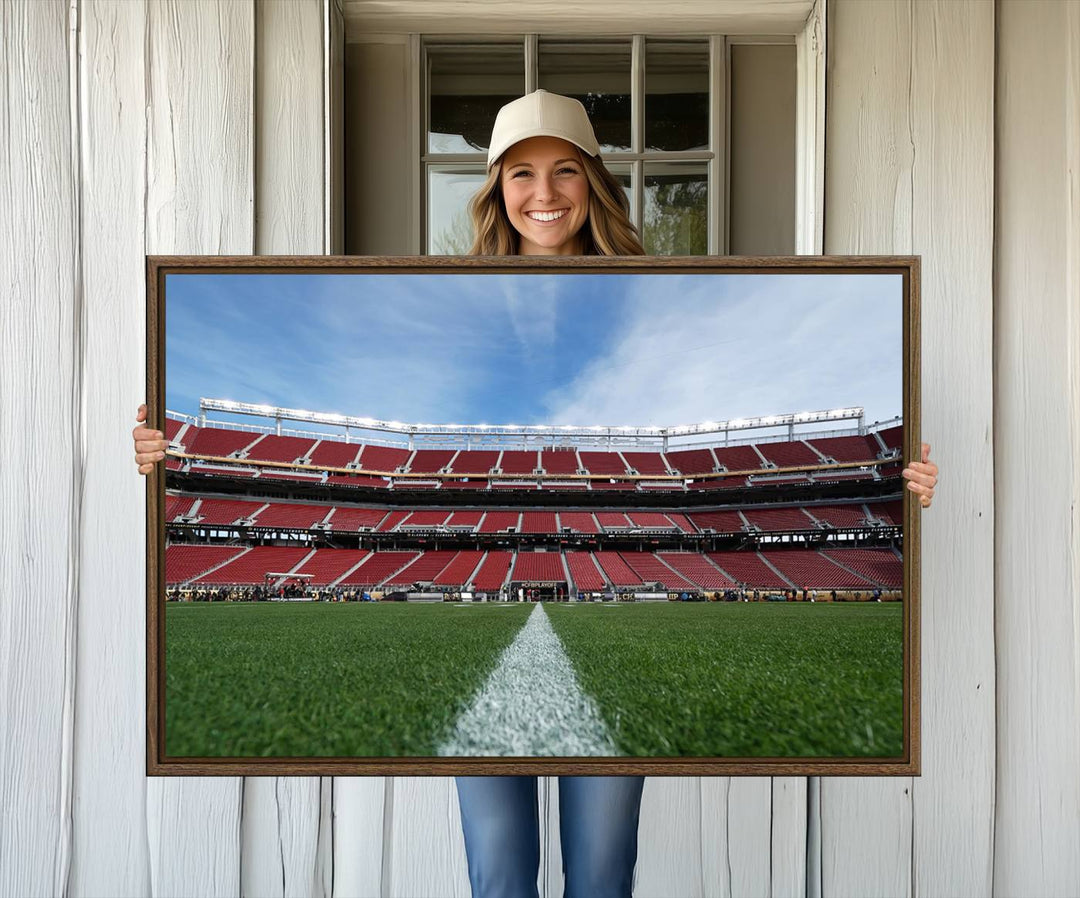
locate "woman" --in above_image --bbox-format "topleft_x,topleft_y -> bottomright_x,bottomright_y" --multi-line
452,90 -> 649,898
132,90 -> 939,898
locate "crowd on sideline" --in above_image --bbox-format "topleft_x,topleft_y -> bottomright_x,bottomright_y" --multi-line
165,584 -> 897,603
166,583 -> 373,603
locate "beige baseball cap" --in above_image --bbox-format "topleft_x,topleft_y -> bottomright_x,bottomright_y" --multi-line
486,90 -> 601,169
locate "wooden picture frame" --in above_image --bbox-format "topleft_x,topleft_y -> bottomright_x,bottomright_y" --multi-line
146,255 -> 920,776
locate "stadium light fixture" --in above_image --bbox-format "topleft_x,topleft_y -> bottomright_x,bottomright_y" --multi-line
196,399 -> 865,442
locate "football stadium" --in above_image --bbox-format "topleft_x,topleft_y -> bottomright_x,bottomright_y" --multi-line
163,402 -> 905,760
161,269 -> 906,759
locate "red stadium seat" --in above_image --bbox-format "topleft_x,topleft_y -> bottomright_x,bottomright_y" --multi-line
166,544 -> 246,584
566,552 -> 607,590
327,507 -> 390,532
338,551 -> 420,586
193,498 -> 266,526
163,414 -> 906,606
244,434 -> 317,464
498,450 -> 539,475
250,502 -> 334,530
446,511 -> 483,531
358,445 -> 411,473
619,553 -> 695,590
406,449 -> 456,474
658,553 -> 736,588
510,552 -> 567,584
804,504 -> 870,528
449,450 -> 500,475
594,552 -> 643,587
187,428 -> 262,459
540,448 -> 580,475
664,448 -> 716,475
478,511 -> 521,533
560,512 -> 600,534
821,548 -> 902,587
688,510 -> 745,533
866,500 -> 902,525
291,549 -> 372,585
399,510 -> 451,528
309,439 -> 364,469
711,445 -> 764,472
708,552 -> 790,588
761,549 -> 873,588
740,506 -> 817,532
621,451 -> 671,476
194,546 -> 312,585
386,551 -> 459,585
471,552 -> 514,590
808,435 -> 881,464
578,451 -> 631,476
434,551 -> 486,586
754,439 -> 822,468
520,512 -> 559,534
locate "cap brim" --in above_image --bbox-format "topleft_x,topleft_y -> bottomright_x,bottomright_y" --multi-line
487,131 -> 599,168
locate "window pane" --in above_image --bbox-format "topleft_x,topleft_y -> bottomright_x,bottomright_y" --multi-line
428,44 -> 524,154
428,167 -> 487,254
538,40 -> 631,153
604,163 -> 634,222
645,40 -> 709,152
643,163 -> 707,255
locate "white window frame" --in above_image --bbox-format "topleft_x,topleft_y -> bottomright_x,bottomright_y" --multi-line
400,0 -> 825,256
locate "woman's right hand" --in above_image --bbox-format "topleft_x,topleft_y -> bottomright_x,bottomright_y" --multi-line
133,403 -> 169,475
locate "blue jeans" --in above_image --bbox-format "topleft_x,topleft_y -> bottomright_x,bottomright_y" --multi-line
455,776 -> 646,898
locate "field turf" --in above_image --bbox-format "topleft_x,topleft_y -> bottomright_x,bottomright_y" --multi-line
545,602 -> 903,757
165,602 -> 531,756
165,600 -> 903,758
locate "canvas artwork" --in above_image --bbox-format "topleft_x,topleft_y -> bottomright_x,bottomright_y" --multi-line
147,256 -> 920,776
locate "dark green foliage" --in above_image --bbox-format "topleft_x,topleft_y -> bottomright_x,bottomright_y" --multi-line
545,602 -> 904,758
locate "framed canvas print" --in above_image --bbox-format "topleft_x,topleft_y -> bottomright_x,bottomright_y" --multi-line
146,255 -> 920,776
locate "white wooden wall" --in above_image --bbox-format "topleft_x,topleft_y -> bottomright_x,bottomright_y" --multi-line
824,2 -> 996,894
1,1 -> 1077,896
994,0 -> 1080,892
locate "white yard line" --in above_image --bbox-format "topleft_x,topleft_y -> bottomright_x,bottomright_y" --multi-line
437,603 -> 618,757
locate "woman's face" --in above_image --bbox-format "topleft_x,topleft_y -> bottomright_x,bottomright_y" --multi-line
499,136 -> 590,255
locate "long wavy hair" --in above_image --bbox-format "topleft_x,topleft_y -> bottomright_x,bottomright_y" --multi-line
468,150 -> 645,256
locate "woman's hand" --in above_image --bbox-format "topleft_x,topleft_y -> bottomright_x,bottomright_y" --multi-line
133,403 -> 169,475
902,442 -> 938,508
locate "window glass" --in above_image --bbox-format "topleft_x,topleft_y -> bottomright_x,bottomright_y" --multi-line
428,167 -> 487,254
538,40 -> 632,153
428,44 -> 524,154
645,40 -> 709,152
643,163 -> 708,255
604,163 -> 634,216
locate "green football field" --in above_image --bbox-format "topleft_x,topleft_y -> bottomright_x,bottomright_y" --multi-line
164,601 -> 903,758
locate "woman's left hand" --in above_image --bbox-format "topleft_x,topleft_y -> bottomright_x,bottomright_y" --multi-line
902,442 -> 938,508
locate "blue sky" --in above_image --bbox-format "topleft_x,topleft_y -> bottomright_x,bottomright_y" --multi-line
165,272 -> 902,437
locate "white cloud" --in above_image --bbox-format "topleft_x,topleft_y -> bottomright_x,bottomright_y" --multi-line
496,275 -> 559,354
166,271 -> 903,434
542,274 -> 902,427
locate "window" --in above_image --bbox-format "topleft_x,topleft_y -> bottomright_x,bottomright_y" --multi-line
422,36 -> 794,256
340,33 -> 799,256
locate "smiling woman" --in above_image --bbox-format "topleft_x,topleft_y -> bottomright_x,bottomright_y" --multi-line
466,90 -> 645,257
500,137 -> 591,255
128,89 -> 937,898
